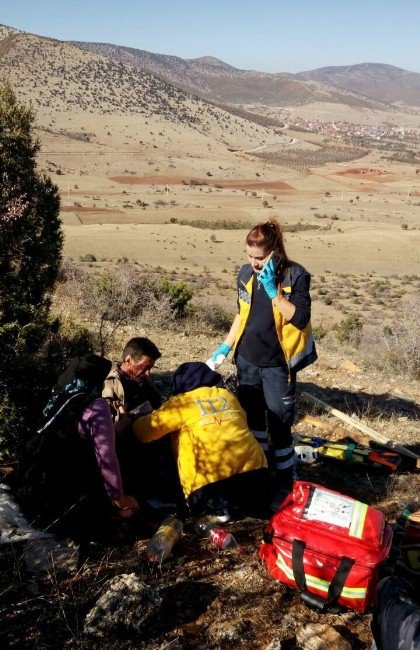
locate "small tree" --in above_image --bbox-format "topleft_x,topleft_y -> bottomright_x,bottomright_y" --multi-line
83,266 -> 146,356
0,84 -> 62,323
0,84 -> 63,458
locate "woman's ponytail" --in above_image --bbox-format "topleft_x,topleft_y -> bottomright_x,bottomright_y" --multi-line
245,218 -> 289,267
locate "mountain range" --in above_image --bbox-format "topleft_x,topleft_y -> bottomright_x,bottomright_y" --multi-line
296,63 -> 420,107
71,41 -> 420,109
1,23 -> 419,119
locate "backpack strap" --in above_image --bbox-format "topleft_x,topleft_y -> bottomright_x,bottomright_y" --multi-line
292,539 -> 354,612
37,391 -> 87,434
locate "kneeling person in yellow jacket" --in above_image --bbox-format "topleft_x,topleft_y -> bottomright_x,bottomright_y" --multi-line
133,362 -> 269,520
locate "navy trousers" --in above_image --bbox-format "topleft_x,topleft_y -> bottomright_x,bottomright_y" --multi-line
236,354 -> 296,487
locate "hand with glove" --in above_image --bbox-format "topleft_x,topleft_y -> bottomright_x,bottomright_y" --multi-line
257,258 -> 279,300
206,342 -> 232,370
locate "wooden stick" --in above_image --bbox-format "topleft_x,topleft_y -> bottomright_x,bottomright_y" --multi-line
299,414 -> 370,446
302,392 -> 420,460
300,414 -> 333,432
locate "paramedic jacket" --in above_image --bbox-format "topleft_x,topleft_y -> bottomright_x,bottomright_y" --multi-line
235,262 -> 317,372
132,384 -> 267,499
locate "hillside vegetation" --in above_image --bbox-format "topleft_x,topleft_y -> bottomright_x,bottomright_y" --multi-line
73,39 -> 405,110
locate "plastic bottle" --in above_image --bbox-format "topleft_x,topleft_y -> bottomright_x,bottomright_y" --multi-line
146,515 -> 183,563
196,519 -> 239,550
205,355 -> 225,371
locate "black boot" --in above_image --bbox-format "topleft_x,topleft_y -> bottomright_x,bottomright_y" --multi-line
269,463 -> 296,513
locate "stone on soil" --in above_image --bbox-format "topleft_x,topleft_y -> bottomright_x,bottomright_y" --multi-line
84,573 -> 161,637
207,618 -> 251,644
296,623 -> 352,650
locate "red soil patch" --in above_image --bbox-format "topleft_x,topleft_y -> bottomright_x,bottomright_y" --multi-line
221,180 -> 293,191
337,167 -> 387,175
109,175 -> 293,191
334,168 -> 395,183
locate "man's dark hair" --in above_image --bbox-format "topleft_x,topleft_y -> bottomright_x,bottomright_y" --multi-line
122,337 -> 161,361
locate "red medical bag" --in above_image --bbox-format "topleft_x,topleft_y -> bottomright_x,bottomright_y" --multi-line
259,481 -> 393,613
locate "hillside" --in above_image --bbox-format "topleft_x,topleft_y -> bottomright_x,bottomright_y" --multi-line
2,24 -> 419,114
72,40 -> 400,111
0,27 -> 298,165
0,24 -> 22,38
0,30 -> 223,124
296,62 -> 420,107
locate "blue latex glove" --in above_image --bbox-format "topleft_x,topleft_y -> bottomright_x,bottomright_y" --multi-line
211,342 -> 232,362
257,259 -> 278,299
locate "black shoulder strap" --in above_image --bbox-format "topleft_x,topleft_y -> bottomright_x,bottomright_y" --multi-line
292,539 -> 354,612
238,263 -> 252,286
37,391 -> 88,434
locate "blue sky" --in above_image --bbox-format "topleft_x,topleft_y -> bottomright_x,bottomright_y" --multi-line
1,0 -> 419,73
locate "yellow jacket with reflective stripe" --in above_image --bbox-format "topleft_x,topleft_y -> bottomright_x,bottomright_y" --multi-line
132,385 -> 267,498
235,263 -> 317,372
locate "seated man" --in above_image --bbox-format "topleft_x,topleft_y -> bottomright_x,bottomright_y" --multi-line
103,336 -> 176,506
102,336 -> 162,422
133,362 -> 270,520
13,355 -> 139,538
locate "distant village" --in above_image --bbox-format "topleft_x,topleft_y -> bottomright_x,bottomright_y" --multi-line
284,118 -> 420,147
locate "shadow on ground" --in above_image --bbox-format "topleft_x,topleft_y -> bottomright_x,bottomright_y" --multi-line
298,380 -> 420,425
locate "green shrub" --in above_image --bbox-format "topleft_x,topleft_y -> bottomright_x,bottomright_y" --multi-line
79,253 -> 97,262
174,218 -> 253,230
312,325 -> 327,340
157,278 -> 193,318
335,315 -> 363,345
0,392 -> 25,462
0,314 -> 94,461
45,316 -> 94,369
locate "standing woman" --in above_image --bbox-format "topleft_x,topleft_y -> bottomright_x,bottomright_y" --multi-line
209,219 -> 317,497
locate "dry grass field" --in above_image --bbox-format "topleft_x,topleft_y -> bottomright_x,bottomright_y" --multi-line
53,136 -> 419,330
30,109 -> 417,309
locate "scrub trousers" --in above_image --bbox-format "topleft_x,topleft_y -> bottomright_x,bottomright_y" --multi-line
236,353 -> 297,490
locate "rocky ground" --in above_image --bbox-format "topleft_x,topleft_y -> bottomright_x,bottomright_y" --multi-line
0,335 -> 418,649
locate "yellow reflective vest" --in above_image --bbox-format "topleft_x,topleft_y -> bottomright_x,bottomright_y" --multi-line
235,263 -> 317,372
133,385 -> 267,498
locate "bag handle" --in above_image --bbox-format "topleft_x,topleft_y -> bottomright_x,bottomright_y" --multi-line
292,539 -> 354,612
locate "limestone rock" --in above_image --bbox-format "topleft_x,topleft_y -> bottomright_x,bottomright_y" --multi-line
342,360 -> 362,373
264,614 -> 297,649
207,618 -> 250,644
296,623 -> 352,650
84,573 -> 161,637
264,637 -> 283,649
